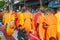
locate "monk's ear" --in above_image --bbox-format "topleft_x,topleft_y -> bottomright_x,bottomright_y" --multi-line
49,37 -> 56,40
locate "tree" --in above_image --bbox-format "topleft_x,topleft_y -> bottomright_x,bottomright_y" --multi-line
0,1 -> 5,7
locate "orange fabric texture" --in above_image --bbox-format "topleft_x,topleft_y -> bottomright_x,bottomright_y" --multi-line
17,12 -> 25,26
23,11 -> 32,32
37,15 -> 45,39
45,13 -> 57,40
6,21 -> 15,36
6,26 -> 14,36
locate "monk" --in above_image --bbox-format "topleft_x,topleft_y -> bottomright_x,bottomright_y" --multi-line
37,11 -> 45,40
45,9 -> 57,40
55,8 -> 60,40
3,10 -> 15,36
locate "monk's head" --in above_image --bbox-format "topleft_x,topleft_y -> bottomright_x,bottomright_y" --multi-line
49,37 -> 56,40
18,25 -> 23,30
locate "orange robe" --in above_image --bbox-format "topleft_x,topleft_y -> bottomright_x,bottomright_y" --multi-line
37,14 -> 45,40
6,11 -> 15,36
55,11 -> 60,40
17,12 -> 25,27
3,12 -> 15,27
45,13 -> 57,40
15,12 -> 20,28
6,26 -> 14,36
32,11 -> 41,31
3,11 -> 15,36
32,13 -> 36,31
6,22 -> 14,36
23,11 -> 32,33
3,12 -> 9,26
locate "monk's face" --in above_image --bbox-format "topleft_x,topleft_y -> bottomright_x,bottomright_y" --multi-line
19,27 -> 23,30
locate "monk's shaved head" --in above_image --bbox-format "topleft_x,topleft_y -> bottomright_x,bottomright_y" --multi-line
49,37 -> 56,40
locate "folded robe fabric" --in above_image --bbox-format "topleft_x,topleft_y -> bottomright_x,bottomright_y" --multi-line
17,12 -> 25,26
23,11 -> 32,32
32,11 -> 41,31
6,26 -> 14,36
3,12 -> 15,27
37,15 -> 45,40
45,13 -> 57,40
55,11 -> 60,40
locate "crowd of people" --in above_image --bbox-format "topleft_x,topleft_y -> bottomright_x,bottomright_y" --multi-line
1,7 -> 60,40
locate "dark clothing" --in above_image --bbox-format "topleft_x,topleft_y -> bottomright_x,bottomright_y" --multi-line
17,29 -> 28,40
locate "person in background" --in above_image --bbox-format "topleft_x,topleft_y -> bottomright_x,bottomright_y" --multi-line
17,7 -> 25,29
32,9 -> 41,32
23,9 -> 32,33
17,25 -> 28,40
2,9 -> 15,28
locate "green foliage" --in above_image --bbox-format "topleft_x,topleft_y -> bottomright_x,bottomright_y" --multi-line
17,29 -> 28,40
0,1 -> 5,7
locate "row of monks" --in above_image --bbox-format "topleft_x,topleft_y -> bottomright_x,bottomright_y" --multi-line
2,9 -> 60,40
